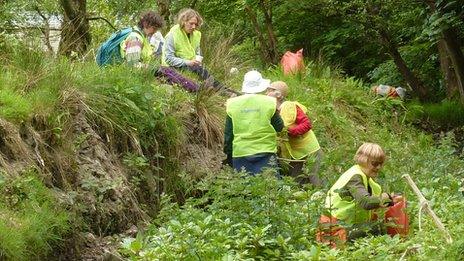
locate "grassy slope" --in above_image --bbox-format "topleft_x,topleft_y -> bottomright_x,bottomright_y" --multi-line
0,44 -> 225,259
1,41 -> 463,259
120,64 -> 464,260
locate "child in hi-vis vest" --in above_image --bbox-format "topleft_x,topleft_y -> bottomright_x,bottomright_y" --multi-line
266,81 -> 322,185
317,143 -> 406,247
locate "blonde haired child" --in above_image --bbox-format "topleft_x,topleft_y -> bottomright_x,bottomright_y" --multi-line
266,81 -> 322,185
317,142 -> 395,244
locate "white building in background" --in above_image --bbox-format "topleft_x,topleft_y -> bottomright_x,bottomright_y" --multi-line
14,12 -> 63,54
46,15 -> 62,54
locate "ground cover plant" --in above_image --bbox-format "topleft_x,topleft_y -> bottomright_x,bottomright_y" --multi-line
1,11 -> 464,259
0,39 -> 227,258
120,64 -> 464,260
0,169 -> 69,260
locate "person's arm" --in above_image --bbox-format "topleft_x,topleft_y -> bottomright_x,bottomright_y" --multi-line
345,175 -> 391,210
223,116 -> 233,166
164,33 -> 187,67
271,111 -> 284,132
288,106 -> 312,137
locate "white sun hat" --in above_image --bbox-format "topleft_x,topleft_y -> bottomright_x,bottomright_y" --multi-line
241,70 -> 271,94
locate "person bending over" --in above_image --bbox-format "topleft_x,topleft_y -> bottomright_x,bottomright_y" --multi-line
266,81 -> 322,185
318,143 -> 398,245
224,70 -> 283,175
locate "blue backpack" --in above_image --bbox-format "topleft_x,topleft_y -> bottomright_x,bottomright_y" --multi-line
96,28 -> 141,66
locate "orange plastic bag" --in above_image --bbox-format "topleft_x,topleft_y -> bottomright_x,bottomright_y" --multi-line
281,49 -> 305,75
316,215 -> 347,248
385,197 -> 409,236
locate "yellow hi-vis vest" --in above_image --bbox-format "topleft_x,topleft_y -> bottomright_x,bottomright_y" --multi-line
162,24 -> 201,66
325,165 -> 382,224
279,101 -> 320,159
226,94 -> 278,157
120,27 -> 153,63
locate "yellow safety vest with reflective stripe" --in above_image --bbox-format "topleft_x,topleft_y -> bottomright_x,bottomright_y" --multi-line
279,101 -> 320,160
226,94 -> 278,157
162,24 -> 201,66
119,27 -> 153,63
325,165 -> 382,224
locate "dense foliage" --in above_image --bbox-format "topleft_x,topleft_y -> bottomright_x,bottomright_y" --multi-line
2,0 -> 463,101
120,65 -> 464,260
1,0 -> 464,259
0,170 -> 69,260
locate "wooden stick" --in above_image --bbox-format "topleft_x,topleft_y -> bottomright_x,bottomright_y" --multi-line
402,174 -> 453,244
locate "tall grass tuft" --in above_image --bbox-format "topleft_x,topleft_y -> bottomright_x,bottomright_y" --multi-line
0,170 -> 69,260
408,100 -> 464,130
191,87 -> 225,149
201,23 -> 250,90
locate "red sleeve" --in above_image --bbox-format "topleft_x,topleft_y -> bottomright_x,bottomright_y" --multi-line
288,105 -> 312,137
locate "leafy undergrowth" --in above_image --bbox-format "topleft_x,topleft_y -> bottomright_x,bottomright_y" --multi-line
1,37 -> 464,259
0,42 -> 226,259
120,64 -> 464,260
0,169 -> 69,260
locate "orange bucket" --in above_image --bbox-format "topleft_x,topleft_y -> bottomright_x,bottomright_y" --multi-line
385,197 -> 409,236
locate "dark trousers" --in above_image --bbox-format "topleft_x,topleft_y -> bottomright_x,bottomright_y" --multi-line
284,149 -> 324,186
181,64 -> 223,89
232,153 -> 279,176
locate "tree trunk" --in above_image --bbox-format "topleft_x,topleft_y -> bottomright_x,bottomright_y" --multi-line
258,0 -> 278,64
156,0 -> 170,28
377,28 -> 430,101
441,27 -> 464,103
437,40 -> 459,98
244,5 -> 272,64
58,0 -> 91,57
427,0 -> 464,102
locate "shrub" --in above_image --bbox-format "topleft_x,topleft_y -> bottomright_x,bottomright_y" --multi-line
120,64 -> 464,260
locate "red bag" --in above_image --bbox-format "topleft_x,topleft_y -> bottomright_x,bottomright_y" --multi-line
281,49 -> 305,75
316,215 -> 347,248
384,197 -> 409,236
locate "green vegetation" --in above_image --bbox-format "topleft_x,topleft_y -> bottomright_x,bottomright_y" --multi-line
0,169 -> 69,260
120,65 -> 464,260
409,100 -> 464,131
0,38 -> 228,258
1,0 -> 464,259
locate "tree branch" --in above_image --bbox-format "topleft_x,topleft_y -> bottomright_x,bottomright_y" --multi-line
34,6 -> 54,54
0,26 -> 61,32
87,16 -> 116,30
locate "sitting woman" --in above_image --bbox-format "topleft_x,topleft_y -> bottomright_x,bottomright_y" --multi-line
162,8 -> 222,89
318,143 -> 396,245
121,11 -> 164,66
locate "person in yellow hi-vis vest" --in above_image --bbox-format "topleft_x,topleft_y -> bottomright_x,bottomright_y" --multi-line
162,9 -> 223,89
317,143 -> 395,245
266,81 -> 322,185
223,70 -> 284,175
